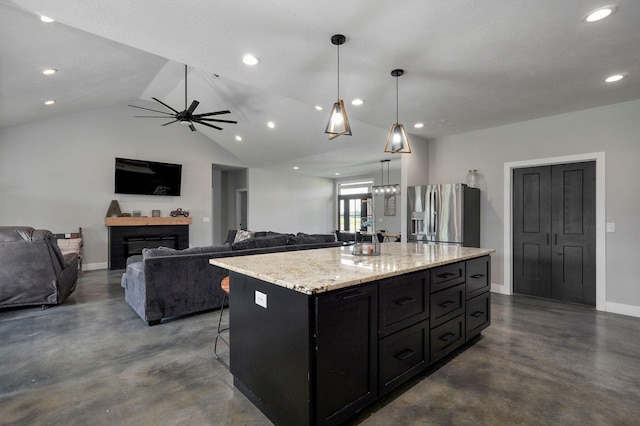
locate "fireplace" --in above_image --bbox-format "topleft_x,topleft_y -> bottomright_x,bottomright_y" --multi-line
107,222 -> 190,270
123,235 -> 178,258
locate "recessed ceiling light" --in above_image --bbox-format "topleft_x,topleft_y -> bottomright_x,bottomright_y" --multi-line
44,100 -> 55,105
267,121 -> 275,129
335,172 -> 340,176
605,73 -> 625,83
242,54 -> 261,66
414,123 -> 424,129
40,16 -> 54,23
293,166 -> 300,170
235,135 -> 242,141
351,99 -> 364,106
315,105 -> 323,111
584,7 -> 616,23
42,69 -> 57,75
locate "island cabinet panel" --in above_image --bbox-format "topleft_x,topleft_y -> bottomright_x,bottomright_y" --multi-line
229,273 -> 313,426
466,291 -> 491,338
430,261 -> 466,293
466,255 -> 490,299
430,314 -> 466,363
379,318 -> 429,395
315,284 -> 378,426
378,271 -> 429,338
430,283 -> 465,328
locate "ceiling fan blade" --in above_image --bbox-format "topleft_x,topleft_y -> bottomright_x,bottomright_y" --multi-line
162,119 -> 179,126
152,97 -> 180,114
193,120 -> 223,131
193,110 -> 231,118
134,115 -> 176,118
189,124 -> 197,131
198,118 -> 238,124
128,104 -> 174,115
187,100 -> 200,114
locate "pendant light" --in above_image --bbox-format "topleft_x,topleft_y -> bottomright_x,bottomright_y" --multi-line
384,69 -> 412,153
325,34 -> 352,140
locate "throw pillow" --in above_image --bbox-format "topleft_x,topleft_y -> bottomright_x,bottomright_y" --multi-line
57,238 -> 82,256
233,229 -> 254,243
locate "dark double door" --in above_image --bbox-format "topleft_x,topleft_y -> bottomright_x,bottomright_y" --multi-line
513,161 -> 596,305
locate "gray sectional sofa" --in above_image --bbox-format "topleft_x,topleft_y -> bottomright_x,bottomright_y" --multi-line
121,231 -> 343,325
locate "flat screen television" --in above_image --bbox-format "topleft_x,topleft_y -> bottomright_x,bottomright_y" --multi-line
114,157 -> 182,196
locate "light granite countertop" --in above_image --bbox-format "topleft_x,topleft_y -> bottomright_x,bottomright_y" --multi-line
209,243 -> 495,295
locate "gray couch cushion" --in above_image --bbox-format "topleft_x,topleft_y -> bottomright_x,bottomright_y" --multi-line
142,245 -> 231,259
232,234 -> 289,250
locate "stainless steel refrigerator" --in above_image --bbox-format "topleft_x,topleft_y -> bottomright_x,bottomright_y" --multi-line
407,183 -> 480,247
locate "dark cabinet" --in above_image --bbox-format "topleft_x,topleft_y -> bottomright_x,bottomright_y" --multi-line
315,284 -> 378,426
466,255 -> 490,299
430,314 -> 465,363
379,271 -> 429,338
466,291 -> 491,338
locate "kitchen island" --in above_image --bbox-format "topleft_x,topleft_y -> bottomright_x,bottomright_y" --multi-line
210,243 -> 494,426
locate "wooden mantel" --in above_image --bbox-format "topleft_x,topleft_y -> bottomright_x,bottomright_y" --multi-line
105,217 -> 193,226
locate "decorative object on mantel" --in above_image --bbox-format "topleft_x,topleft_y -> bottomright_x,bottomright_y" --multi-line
152,210 -> 161,217
106,200 -> 122,218
132,210 -> 142,217
128,64 -> 237,132
325,34 -> 352,140
383,69 -> 412,153
170,208 -> 190,217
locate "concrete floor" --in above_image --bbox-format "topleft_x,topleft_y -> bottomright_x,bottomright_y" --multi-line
1,270 -> 639,425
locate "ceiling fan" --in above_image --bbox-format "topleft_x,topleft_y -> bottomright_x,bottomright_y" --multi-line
129,64 -> 237,132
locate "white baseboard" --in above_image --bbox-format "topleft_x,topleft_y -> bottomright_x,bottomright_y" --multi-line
83,262 -> 108,271
490,283 -> 511,295
605,302 -> 640,318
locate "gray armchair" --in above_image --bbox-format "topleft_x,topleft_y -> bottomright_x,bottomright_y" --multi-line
0,226 -> 79,308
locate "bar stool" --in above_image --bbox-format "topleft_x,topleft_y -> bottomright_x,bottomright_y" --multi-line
214,275 -> 230,368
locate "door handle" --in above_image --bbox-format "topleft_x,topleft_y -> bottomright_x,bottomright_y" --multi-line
440,332 -> 456,342
338,289 -> 365,300
394,297 -> 415,306
395,349 -> 416,361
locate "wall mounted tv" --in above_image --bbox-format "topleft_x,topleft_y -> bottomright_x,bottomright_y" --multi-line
114,157 -> 182,196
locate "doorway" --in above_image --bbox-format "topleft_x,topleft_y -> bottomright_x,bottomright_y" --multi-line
512,161 -> 596,305
236,189 -> 248,230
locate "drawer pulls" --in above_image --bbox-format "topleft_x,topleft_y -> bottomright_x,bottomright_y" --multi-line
439,300 -> 455,308
439,332 -> 457,342
437,272 -> 457,279
470,311 -> 484,318
337,289 -> 365,300
470,273 -> 485,279
394,349 -> 416,361
394,297 -> 415,306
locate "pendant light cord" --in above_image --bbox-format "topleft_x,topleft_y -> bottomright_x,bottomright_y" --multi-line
336,43 -> 340,99
395,75 -> 399,124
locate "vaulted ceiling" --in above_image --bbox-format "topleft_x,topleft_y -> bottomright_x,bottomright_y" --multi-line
2,0 -> 640,177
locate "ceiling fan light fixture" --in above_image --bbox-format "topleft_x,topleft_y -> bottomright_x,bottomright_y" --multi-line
325,34 -> 352,140
384,69 -> 412,154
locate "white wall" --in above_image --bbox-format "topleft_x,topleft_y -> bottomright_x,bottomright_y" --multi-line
427,99 -> 640,313
248,168 -> 334,234
0,102 -> 245,269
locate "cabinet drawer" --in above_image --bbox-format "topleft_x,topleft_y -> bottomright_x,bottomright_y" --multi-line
466,256 -> 490,299
430,283 -> 465,328
466,291 -> 491,340
379,272 -> 429,338
430,314 -> 465,363
430,261 -> 465,293
379,319 -> 429,395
